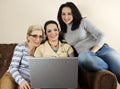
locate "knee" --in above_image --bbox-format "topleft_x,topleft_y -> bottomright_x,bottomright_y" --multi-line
0,72 -> 12,83
78,51 -> 93,64
0,72 -> 16,89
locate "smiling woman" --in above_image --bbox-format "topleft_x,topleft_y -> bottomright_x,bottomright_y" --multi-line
0,25 -> 44,89
34,20 -> 74,57
57,1 -> 120,85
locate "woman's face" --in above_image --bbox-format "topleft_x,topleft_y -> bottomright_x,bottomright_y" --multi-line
46,23 -> 59,42
28,30 -> 43,47
61,7 -> 73,24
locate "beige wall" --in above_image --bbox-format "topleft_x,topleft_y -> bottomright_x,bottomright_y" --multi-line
0,0 -> 120,52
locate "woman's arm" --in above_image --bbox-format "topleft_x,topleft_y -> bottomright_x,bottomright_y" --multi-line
67,44 -> 75,57
8,44 -> 25,85
34,45 -> 43,57
84,18 -> 106,51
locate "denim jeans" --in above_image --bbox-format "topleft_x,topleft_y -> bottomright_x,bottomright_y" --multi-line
78,45 -> 120,83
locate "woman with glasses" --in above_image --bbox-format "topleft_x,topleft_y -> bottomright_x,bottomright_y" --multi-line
34,20 -> 74,57
0,25 -> 44,89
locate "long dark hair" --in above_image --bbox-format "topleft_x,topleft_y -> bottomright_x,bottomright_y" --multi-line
57,2 -> 83,33
44,20 -> 66,43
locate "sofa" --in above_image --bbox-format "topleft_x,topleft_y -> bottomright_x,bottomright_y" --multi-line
0,43 -> 118,89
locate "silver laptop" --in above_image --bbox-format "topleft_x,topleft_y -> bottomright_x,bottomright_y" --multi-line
29,57 -> 78,89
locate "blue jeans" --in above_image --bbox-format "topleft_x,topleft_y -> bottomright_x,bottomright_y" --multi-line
78,45 -> 120,83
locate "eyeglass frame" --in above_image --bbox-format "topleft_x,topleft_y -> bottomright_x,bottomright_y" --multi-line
29,34 -> 43,39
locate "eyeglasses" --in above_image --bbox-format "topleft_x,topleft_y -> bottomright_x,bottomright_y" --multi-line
29,34 -> 43,39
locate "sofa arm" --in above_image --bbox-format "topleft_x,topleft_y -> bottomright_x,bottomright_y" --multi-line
87,70 -> 117,89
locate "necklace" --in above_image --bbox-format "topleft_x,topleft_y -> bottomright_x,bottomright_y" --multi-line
48,41 -> 59,52
48,41 -> 59,47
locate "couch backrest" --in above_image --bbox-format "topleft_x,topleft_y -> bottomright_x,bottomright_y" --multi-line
0,43 -> 17,78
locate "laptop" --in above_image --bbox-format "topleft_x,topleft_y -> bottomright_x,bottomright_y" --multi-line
29,57 -> 78,89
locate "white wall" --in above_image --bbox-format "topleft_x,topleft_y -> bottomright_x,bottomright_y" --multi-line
0,0 -> 120,52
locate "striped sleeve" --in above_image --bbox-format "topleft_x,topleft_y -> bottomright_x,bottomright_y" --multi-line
8,44 -> 25,84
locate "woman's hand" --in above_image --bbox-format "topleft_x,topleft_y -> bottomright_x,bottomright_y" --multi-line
20,80 -> 31,89
91,45 -> 100,53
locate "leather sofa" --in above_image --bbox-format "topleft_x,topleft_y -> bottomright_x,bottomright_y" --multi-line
0,43 -> 118,89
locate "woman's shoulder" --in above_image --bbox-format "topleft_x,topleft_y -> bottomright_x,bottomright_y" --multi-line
81,18 -> 94,24
81,18 -> 89,23
60,42 -> 74,52
37,41 -> 48,48
15,42 -> 27,50
80,18 -> 95,28
17,42 -> 26,46
60,42 -> 72,48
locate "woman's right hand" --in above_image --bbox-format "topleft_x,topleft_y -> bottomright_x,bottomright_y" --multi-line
20,80 -> 31,89
91,45 -> 100,53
